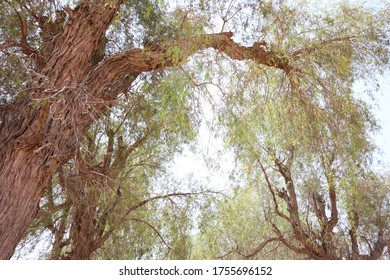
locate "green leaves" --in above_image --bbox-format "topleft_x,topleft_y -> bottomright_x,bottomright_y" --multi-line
198,0 -> 390,259
5,0 -> 388,260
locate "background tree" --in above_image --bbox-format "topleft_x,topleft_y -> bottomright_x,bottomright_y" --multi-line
0,0 -> 388,259
194,148 -> 390,259
192,186 -> 305,259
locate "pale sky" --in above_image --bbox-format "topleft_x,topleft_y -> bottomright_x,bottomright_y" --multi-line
373,74 -> 390,168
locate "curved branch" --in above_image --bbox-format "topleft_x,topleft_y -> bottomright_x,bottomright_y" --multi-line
244,238 -> 280,259
128,218 -> 184,258
85,31 -> 293,102
94,192 -> 206,250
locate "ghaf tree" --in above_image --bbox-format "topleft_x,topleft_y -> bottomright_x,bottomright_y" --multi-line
0,0 -> 388,259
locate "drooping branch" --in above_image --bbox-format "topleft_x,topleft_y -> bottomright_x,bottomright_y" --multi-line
1,0 -> 387,261
94,192 -> 204,252
84,31 -> 294,103
128,218 -> 184,258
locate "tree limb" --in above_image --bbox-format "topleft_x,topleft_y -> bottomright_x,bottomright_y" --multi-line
84,31 -> 294,103
244,238 -> 280,259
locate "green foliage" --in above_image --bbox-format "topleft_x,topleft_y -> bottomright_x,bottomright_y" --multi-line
195,0 -> 389,259
192,187 -> 303,259
3,0 -> 389,259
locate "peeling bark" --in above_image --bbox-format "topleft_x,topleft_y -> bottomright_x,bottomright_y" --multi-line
0,1 -> 122,259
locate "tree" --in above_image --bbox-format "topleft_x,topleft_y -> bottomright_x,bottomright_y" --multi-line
194,150 -> 390,259
0,0 -> 388,259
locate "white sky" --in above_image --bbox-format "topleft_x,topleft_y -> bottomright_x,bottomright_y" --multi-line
373,74 -> 390,167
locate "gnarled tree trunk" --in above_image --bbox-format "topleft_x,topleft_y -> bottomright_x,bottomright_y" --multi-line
0,2 -> 119,259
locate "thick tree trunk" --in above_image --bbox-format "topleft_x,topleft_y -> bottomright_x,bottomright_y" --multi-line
0,2 -> 119,259
0,150 -> 54,259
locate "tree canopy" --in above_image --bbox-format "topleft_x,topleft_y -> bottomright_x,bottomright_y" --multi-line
0,0 -> 389,260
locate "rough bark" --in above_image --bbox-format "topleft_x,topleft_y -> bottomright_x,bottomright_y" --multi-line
0,1 -> 292,259
0,1 -> 122,259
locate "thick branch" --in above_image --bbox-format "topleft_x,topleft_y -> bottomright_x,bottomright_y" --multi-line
274,157 -> 326,258
323,166 -> 339,234
257,158 -> 291,222
41,2 -> 120,86
349,210 -> 360,259
85,32 -> 293,102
